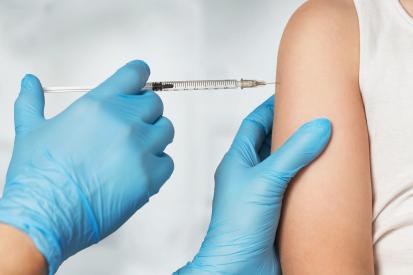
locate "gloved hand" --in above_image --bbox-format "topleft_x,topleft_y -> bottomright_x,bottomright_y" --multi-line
0,60 -> 174,275
175,96 -> 331,275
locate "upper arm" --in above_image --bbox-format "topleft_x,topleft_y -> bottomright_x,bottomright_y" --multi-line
272,0 -> 374,274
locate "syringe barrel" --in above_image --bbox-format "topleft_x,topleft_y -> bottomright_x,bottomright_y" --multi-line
145,80 -> 239,92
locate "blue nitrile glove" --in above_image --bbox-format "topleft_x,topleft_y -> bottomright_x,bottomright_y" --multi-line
175,96 -> 331,275
0,60 -> 174,274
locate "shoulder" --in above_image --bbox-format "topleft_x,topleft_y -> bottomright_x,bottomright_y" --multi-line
287,0 -> 357,31
278,0 -> 360,83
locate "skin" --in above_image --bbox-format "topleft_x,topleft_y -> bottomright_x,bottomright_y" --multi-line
272,0 -> 374,274
0,224 -> 46,275
401,0 -> 413,16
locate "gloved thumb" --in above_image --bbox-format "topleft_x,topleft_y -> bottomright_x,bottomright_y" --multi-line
14,74 -> 45,134
257,118 -> 332,190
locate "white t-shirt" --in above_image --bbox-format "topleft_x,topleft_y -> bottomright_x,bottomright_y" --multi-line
354,0 -> 413,273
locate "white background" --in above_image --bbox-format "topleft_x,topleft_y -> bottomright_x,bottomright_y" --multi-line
0,0 -> 304,274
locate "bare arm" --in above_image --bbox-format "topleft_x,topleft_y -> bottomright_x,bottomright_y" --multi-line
0,224 -> 46,275
272,0 -> 374,274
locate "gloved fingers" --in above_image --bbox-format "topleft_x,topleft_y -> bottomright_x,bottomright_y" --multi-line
92,60 -> 150,97
134,91 -> 164,124
257,118 -> 332,188
228,96 -> 275,166
147,116 -> 175,154
102,90 -> 164,124
14,74 -> 45,135
146,153 -> 174,196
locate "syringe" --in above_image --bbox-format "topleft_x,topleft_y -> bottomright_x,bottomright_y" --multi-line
43,79 -> 276,94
